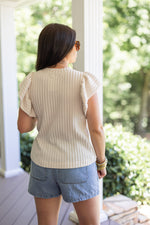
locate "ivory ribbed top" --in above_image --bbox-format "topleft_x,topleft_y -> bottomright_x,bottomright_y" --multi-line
19,67 -> 100,168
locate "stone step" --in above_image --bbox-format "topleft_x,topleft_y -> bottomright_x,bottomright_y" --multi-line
103,194 -> 150,225
103,194 -> 139,225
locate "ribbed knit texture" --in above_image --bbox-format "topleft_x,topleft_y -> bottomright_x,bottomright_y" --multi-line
19,67 -> 101,168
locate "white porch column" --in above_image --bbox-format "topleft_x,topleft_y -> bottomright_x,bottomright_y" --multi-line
72,0 -> 108,222
0,4 -> 23,177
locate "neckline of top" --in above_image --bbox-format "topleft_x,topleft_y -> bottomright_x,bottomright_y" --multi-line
46,67 -> 72,71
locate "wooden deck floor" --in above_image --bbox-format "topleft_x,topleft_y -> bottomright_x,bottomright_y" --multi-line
0,171 -> 118,225
0,171 -> 76,225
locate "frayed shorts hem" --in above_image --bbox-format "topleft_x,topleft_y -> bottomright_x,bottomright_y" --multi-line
63,190 -> 100,203
28,190 -> 100,203
28,190 -> 61,199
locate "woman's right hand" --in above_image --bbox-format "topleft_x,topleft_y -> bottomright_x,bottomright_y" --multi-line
97,168 -> 107,179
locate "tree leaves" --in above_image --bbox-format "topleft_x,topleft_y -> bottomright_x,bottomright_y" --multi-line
103,0 -> 150,133
104,123 -> 150,204
15,0 -> 72,75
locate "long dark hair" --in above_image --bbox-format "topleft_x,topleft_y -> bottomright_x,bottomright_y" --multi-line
36,23 -> 76,71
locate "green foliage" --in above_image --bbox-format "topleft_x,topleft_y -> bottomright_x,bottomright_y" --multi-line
16,0 -> 150,204
15,0 -> 150,134
20,123 -> 150,204
20,133 -> 33,172
15,0 -> 72,75
104,123 -> 150,205
103,0 -> 150,133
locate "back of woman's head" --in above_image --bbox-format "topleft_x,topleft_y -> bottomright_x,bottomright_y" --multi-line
36,23 -> 76,71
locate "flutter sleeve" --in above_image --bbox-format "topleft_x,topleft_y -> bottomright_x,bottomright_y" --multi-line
19,72 -> 36,117
80,72 -> 101,118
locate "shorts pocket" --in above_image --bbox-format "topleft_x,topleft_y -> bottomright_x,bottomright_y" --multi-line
58,166 -> 88,184
30,161 -> 48,181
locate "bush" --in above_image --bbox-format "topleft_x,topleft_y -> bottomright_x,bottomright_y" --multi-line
20,124 -> 150,204
20,133 -> 33,172
104,123 -> 150,205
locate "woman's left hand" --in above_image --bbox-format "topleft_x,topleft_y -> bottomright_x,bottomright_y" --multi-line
97,168 -> 107,179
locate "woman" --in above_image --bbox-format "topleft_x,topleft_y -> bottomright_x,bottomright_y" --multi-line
18,23 -> 107,225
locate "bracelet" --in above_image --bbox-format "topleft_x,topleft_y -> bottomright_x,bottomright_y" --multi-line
96,157 -> 107,165
96,157 -> 108,171
96,164 -> 106,171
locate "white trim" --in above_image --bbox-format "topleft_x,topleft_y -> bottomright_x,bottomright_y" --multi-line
0,1 -> 16,8
0,5 -> 21,177
72,0 -> 108,221
0,0 -> 40,8
0,167 -> 24,178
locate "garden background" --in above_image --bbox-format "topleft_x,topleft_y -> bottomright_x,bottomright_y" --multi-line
16,0 -> 150,206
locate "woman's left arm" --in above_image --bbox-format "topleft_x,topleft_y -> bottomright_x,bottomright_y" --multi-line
17,107 -> 37,134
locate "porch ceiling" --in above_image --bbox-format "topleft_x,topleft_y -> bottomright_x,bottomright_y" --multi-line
0,0 -> 40,8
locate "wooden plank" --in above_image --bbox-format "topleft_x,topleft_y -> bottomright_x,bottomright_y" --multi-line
61,203 -> 77,225
0,172 -> 28,205
0,178 -> 33,225
0,175 -> 29,224
58,199 -> 69,224
0,176 -> 14,188
101,219 -> 120,225
0,173 -> 28,191
101,220 -> 109,225
0,191 -> 33,225
29,199 -> 75,225
0,173 -> 87,225
14,197 -> 36,225
28,213 -> 38,225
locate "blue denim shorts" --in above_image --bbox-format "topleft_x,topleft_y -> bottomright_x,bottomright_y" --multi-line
28,160 -> 99,203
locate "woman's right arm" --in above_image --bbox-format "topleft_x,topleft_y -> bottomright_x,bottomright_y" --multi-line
86,93 -> 105,163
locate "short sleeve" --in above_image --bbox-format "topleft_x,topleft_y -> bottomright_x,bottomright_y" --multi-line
19,72 -> 36,117
80,72 -> 101,118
